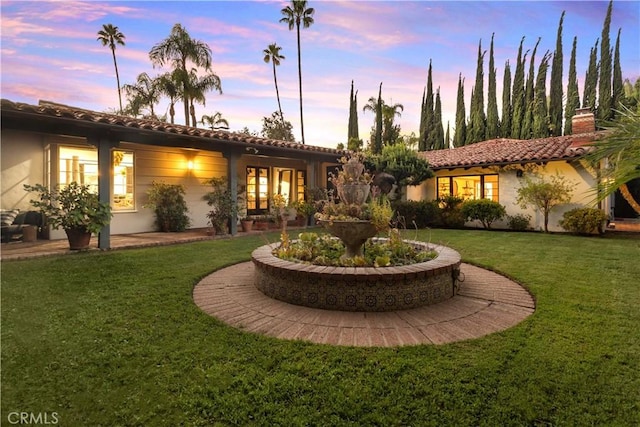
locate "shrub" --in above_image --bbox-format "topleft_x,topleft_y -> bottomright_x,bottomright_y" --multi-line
438,195 -> 466,228
202,177 -> 235,234
392,200 -> 441,228
145,182 -> 190,232
506,213 -> 532,231
460,199 -> 506,229
560,207 -> 608,235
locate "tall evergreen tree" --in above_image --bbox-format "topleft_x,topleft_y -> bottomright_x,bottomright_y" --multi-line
467,39 -> 486,144
445,121 -> 450,149
373,83 -> 383,154
511,37 -> 527,138
501,60 -> 512,138
431,88 -> 445,150
466,87 -> 475,145
564,36 -> 581,135
597,0 -> 613,122
348,80 -> 359,142
422,61 -> 435,150
521,37 -> 541,139
612,28 -> 624,118
549,11 -> 565,136
418,88 -> 427,151
454,74 -> 466,147
583,39 -> 599,110
486,33 -> 500,139
533,52 -> 552,138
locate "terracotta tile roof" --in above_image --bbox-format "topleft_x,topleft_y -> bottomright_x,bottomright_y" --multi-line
420,134 -> 602,170
1,99 -> 346,156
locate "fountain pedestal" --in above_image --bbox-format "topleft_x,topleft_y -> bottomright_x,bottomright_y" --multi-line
319,220 -> 377,260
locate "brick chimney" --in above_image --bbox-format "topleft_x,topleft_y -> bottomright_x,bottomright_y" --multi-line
569,108 -> 596,149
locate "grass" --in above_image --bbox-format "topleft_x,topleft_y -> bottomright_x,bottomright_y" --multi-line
1,229 -> 639,426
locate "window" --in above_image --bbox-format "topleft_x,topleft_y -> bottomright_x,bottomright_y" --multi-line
437,174 -> 499,202
246,167 -> 270,215
296,170 -> 306,201
113,150 -> 135,210
59,147 -> 98,191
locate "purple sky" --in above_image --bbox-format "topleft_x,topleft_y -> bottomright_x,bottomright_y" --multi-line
2,1 -> 639,148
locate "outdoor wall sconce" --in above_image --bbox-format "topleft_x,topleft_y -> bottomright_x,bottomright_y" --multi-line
516,170 -> 524,178
187,160 -> 194,171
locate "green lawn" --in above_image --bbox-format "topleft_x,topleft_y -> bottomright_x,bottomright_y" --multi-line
2,230 -> 639,426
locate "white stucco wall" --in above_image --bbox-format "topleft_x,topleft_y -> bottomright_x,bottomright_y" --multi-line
1,130 -> 46,210
409,161 -> 599,232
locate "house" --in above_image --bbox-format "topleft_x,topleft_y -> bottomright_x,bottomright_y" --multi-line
408,109 -> 615,232
1,99 -> 344,248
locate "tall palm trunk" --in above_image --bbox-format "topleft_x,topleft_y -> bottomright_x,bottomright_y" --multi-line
111,47 -> 123,114
296,23 -> 305,144
272,61 -> 284,120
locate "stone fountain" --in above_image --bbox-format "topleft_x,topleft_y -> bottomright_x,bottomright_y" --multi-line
251,154 -> 461,312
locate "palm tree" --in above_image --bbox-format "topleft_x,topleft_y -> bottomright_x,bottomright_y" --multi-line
149,24 -> 213,126
263,43 -> 286,121
183,69 -> 222,128
156,71 -> 182,124
122,72 -> 161,119
280,0 -> 314,144
97,24 -> 126,114
201,112 -> 229,130
363,97 -> 403,146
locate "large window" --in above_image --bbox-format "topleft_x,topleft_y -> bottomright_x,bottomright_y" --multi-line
113,150 -> 135,210
437,174 -> 499,202
246,167 -> 270,215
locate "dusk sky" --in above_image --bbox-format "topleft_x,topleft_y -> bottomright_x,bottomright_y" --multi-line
1,1 -> 639,149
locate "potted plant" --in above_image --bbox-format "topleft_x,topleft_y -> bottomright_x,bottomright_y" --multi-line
291,199 -> 317,227
24,182 -> 112,250
144,181 -> 191,232
202,177 -> 236,235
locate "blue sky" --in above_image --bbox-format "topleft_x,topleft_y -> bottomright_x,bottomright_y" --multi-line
1,1 -> 638,148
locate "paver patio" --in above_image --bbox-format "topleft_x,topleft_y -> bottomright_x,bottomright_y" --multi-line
194,262 -> 536,347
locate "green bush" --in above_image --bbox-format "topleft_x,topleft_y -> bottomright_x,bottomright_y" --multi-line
438,195 -> 466,229
145,182 -> 191,232
560,207 -> 608,235
392,200 -> 441,228
507,213 -> 532,231
460,199 -> 506,229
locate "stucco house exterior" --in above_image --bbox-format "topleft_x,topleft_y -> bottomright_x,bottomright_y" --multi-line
407,109 -> 612,232
1,99 -> 344,248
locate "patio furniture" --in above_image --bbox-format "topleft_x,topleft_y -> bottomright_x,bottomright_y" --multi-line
1,210 -> 44,242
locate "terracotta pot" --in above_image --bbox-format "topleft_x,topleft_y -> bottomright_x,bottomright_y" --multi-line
241,220 -> 253,232
254,221 -> 268,231
65,228 -> 92,250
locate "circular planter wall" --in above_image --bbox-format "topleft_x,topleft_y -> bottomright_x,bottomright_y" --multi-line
251,239 -> 461,312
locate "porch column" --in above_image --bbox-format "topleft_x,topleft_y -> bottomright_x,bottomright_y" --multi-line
89,135 -> 118,250
223,150 -> 240,235
307,160 -> 317,192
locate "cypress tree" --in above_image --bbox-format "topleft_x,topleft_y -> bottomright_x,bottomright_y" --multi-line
612,28 -> 624,118
511,37 -> 527,138
418,88 -> 427,151
486,33 -> 500,139
432,88 -> 445,150
466,86 -> 475,145
373,82 -> 383,154
549,11 -> 565,137
501,60 -> 512,138
583,39 -> 599,110
533,52 -> 551,138
597,0 -> 613,121
348,80 -> 356,141
521,37 -> 541,140
454,74 -> 466,147
445,121 -> 450,149
467,39 -> 486,144
564,36 -> 580,135
424,60 -> 435,150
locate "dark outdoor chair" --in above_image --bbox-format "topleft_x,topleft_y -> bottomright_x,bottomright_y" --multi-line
1,210 -> 44,242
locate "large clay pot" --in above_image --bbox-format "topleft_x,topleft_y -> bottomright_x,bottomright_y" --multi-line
241,220 -> 254,232
65,228 -> 92,250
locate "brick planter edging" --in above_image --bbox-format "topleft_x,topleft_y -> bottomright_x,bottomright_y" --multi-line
251,239 -> 462,312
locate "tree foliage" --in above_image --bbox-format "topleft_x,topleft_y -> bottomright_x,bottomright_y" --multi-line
486,34 -> 500,140
97,24 -> 126,114
460,199 -> 506,229
261,111 -> 295,141
564,37 -> 580,135
516,172 -> 575,232
369,144 -> 433,187
454,74 -> 466,147
549,11 -> 565,137
597,0 -> 613,122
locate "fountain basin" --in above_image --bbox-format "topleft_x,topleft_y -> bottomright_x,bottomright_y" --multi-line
319,220 -> 378,259
251,239 -> 461,312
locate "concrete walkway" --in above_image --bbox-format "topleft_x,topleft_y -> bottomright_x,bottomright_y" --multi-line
194,262 -> 536,347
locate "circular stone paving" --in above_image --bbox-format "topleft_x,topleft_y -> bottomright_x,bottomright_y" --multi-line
193,262 -> 535,347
